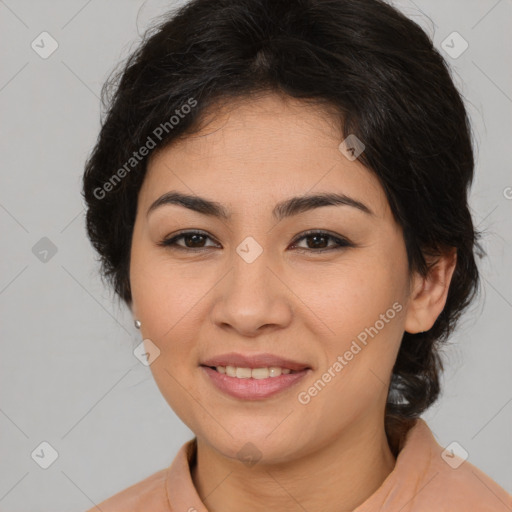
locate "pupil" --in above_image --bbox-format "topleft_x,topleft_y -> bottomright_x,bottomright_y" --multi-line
309,235 -> 327,249
187,234 -> 204,247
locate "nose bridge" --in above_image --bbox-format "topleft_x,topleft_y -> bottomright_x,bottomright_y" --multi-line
232,239 -> 271,295
210,237 -> 292,334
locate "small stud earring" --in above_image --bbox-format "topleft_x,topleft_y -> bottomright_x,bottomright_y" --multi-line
134,319 -> 142,329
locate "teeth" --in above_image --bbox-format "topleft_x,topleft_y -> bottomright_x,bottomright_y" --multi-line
252,367 -> 270,379
269,367 -> 282,377
216,366 -> 293,378
235,367 -> 252,379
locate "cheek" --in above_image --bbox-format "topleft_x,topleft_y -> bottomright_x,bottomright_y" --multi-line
296,249 -> 408,394
130,237 -> 215,342
295,292 -> 406,431
298,249 -> 408,340
130,256 -> 206,426
129,242 -> 218,421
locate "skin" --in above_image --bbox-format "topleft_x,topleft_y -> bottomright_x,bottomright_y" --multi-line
129,92 -> 457,512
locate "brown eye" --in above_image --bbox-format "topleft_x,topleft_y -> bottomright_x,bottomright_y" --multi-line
291,231 -> 353,252
158,231 -> 220,250
181,233 -> 207,248
158,229 -> 352,253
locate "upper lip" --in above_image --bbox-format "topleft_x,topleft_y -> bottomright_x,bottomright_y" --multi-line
201,352 -> 310,371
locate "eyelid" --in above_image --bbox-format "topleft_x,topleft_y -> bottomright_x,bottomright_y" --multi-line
158,229 -> 353,252
289,229 -> 353,251
157,229 -> 220,249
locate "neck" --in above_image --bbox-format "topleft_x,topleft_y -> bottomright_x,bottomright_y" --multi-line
191,416 -> 397,512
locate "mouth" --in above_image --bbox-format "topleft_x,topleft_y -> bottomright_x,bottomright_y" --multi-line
204,365 -> 302,379
200,353 -> 311,400
201,352 -> 310,372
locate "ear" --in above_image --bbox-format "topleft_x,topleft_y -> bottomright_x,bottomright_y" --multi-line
404,248 -> 457,334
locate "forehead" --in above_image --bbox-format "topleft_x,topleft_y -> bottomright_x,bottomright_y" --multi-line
141,93 -> 389,219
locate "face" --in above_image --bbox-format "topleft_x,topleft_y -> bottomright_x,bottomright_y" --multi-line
129,93 -> 416,463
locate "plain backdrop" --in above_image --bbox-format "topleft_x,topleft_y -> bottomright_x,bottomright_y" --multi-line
0,0 -> 511,510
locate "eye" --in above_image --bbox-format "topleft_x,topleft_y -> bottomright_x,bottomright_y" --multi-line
158,229 -> 353,253
157,230 -> 220,250
290,230 -> 353,252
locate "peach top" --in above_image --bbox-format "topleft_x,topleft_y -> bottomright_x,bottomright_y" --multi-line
87,419 -> 512,511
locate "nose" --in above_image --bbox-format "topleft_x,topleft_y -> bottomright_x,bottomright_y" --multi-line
209,246 -> 293,337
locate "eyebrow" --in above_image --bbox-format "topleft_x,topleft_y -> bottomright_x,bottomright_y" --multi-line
147,191 -> 374,221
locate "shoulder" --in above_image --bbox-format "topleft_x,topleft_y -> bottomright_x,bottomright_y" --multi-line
425,452 -> 512,510
405,420 -> 512,511
85,467 -> 170,512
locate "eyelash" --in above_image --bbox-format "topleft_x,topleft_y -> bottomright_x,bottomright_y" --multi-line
157,229 -> 353,253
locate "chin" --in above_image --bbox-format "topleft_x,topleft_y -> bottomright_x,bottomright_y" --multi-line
211,433 -> 303,466
194,411 -> 321,464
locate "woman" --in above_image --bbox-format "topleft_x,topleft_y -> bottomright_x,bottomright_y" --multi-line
82,0 -> 512,510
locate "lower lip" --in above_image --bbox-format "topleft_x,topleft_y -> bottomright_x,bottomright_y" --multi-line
201,366 -> 310,400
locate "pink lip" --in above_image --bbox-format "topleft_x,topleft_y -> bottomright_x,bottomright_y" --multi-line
201,366 -> 310,400
201,352 -> 310,371
200,352 -> 311,400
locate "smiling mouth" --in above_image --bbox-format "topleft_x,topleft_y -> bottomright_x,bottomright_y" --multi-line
199,352 -> 311,399
203,365 -> 304,379
201,364 -> 311,400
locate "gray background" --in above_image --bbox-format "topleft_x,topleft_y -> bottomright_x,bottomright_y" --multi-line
0,0 -> 511,510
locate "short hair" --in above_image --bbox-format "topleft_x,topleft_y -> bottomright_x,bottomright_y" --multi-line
82,0 -> 480,441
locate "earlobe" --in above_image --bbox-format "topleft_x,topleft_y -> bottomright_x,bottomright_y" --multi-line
130,303 -> 141,329
404,248 -> 457,334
